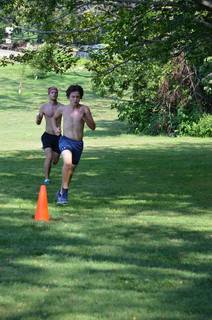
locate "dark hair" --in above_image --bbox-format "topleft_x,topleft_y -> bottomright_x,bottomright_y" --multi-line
66,85 -> 84,99
48,86 -> 58,94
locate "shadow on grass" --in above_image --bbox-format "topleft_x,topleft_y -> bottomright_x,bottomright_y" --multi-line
0,208 -> 211,319
0,143 -> 212,319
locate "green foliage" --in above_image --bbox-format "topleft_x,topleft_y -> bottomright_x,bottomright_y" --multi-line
0,22 -> 5,42
1,43 -> 79,78
199,57 -> 212,95
0,56 -> 15,67
97,55 -> 204,135
70,10 -> 103,45
1,0 -> 212,135
30,43 -> 78,78
28,43 -> 54,78
180,114 -> 212,137
87,1 -> 212,135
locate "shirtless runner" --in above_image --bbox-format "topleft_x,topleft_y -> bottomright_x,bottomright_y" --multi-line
36,86 -> 63,185
52,84 -> 96,205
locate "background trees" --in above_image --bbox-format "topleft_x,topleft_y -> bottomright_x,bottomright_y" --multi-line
0,0 -> 212,135
87,0 -> 212,135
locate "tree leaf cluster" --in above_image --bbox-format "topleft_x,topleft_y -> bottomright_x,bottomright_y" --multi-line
0,0 -> 212,134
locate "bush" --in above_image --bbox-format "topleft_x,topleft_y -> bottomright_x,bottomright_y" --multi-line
199,57 -> 212,96
179,114 -> 212,137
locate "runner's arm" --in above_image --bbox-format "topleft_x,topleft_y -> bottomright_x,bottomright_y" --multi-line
36,106 -> 44,125
52,107 -> 62,135
84,107 -> 96,130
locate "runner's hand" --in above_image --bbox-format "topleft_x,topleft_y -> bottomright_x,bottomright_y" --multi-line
55,127 -> 61,136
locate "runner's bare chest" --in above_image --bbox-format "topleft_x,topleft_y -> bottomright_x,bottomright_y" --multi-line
44,104 -> 58,118
64,106 -> 85,122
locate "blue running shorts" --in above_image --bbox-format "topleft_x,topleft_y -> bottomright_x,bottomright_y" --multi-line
59,135 -> 84,165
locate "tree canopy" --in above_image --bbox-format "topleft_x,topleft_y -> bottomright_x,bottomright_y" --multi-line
1,0 -> 212,134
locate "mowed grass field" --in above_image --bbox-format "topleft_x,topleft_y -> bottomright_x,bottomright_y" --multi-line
0,63 -> 212,320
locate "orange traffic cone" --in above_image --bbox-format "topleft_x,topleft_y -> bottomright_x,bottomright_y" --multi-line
34,185 -> 50,221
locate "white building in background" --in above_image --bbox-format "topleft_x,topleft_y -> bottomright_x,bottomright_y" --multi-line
5,27 -> 13,44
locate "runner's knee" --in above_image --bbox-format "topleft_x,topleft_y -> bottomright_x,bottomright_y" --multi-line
45,154 -> 52,162
53,158 -> 59,165
64,162 -> 73,171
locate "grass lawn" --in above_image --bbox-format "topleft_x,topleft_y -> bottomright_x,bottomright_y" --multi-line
0,63 -> 212,320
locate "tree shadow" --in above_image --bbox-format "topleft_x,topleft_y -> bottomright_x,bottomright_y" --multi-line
1,210 -> 211,319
